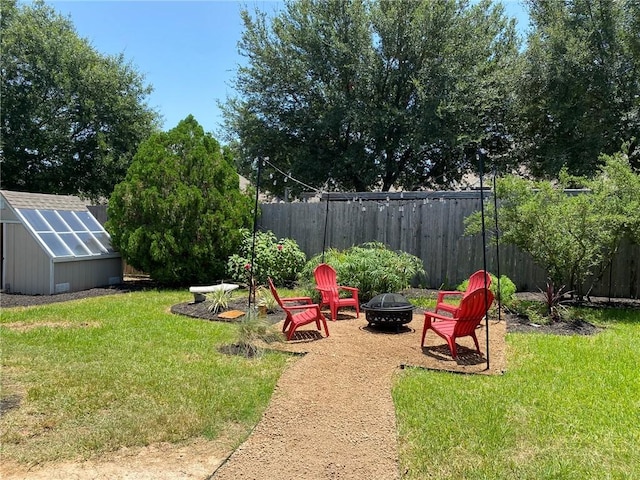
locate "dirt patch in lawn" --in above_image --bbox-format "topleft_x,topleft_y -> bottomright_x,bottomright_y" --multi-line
3,284 -> 631,480
2,321 -> 101,332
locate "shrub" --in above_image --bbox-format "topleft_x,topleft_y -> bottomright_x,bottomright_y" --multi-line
107,116 -> 253,285
227,229 -> 306,287
298,242 -> 426,302
464,151 -> 640,299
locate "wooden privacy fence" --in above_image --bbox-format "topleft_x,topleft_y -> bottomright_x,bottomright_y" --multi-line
258,191 -> 639,298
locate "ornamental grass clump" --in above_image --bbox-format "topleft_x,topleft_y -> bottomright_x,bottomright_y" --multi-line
256,286 -> 279,313
205,289 -> 232,314
235,309 -> 283,357
299,242 -> 426,302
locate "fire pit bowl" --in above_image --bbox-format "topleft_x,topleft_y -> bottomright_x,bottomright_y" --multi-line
361,293 -> 415,332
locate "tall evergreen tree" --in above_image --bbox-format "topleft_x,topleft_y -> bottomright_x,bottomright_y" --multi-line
107,116 -> 253,285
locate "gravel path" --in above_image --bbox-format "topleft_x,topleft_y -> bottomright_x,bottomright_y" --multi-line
211,311 -> 505,480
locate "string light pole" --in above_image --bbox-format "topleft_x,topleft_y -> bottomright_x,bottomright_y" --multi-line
248,157 -> 266,310
493,165 -> 502,323
478,148 -> 491,371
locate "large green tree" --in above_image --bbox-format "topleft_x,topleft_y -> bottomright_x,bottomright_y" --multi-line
224,0 -> 519,196
0,0 -> 159,199
514,0 -> 640,178
106,116 -> 253,286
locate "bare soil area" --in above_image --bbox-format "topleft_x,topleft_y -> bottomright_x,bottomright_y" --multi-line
3,283 -> 631,479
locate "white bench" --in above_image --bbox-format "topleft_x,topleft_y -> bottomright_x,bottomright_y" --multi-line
189,283 -> 239,303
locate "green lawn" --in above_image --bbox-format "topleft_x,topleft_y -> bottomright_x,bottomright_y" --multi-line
2,291 -> 639,478
0,290 -> 291,463
393,307 -> 640,479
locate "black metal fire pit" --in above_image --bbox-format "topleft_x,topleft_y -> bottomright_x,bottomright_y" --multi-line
361,293 -> 415,332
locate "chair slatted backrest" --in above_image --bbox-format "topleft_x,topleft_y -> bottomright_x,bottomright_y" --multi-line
466,270 -> 492,296
268,277 -> 284,308
314,263 -> 339,301
452,288 -> 494,336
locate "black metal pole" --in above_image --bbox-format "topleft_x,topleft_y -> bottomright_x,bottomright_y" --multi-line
248,157 -> 262,310
493,166 -> 502,323
608,260 -> 613,303
321,192 -> 330,263
478,149 -> 490,371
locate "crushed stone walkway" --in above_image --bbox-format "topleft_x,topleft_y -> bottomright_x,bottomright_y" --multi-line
211,311 -> 506,479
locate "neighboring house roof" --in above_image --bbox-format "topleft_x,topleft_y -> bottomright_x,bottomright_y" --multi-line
1,190 -> 89,211
239,175 -> 251,192
239,175 -> 272,201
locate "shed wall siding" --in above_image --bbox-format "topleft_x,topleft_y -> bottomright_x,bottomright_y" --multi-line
4,223 -> 51,294
54,258 -> 122,293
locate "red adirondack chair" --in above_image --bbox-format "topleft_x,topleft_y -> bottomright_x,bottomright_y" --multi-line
313,263 -> 360,321
268,278 -> 329,340
435,270 -> 492,314
421,288 -> 494,358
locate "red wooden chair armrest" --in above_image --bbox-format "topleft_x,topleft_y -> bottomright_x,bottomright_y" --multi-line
425,311 -> 455,323
338,286 -> 358,293
437,290 -> 463,302
281,296 -> 313,305
284,304 -> 321,312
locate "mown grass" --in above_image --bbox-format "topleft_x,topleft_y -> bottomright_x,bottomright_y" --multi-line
0,290 -> 291,464
3,290 -> 639,478
393,306 -> 640,479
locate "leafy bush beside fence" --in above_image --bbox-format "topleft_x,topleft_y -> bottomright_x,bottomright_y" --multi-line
458,273 -> 517,309
227,229 -> 306,287
299,242 -> 426,302
464,151 -> 640,300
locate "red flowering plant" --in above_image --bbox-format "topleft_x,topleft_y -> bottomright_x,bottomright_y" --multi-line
226,229 -> 306,287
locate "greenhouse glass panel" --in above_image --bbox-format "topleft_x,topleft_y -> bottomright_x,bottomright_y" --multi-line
58,210 -> 86,231
40,210 -> 70,232
75,211 -> 102,231
19,209 -> 52,232
40,233 -> 72,257
16,207 -> 114,259
92,232 -> 115,252
59,233 -> 91,256
77,233 -> 106,254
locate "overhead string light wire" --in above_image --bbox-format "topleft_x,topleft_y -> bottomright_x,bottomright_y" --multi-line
260,157 -> 494,213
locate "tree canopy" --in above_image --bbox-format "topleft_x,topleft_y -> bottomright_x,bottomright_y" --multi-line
107,116 -> 254,285
514,0 -> 640,177
0,0 -> 159,200
224,0 -> 520,196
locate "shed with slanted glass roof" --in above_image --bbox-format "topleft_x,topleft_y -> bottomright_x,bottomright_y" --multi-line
0,190 -> 122,295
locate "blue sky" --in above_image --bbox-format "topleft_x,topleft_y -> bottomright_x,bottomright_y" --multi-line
49,1 -> 529,136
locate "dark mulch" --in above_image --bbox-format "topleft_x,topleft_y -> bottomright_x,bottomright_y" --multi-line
0,280 -> 152,308
505,313 -> 602,335
170,297 -> 284,325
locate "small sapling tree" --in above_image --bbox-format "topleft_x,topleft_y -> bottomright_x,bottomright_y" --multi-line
465,149 -> 640,303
